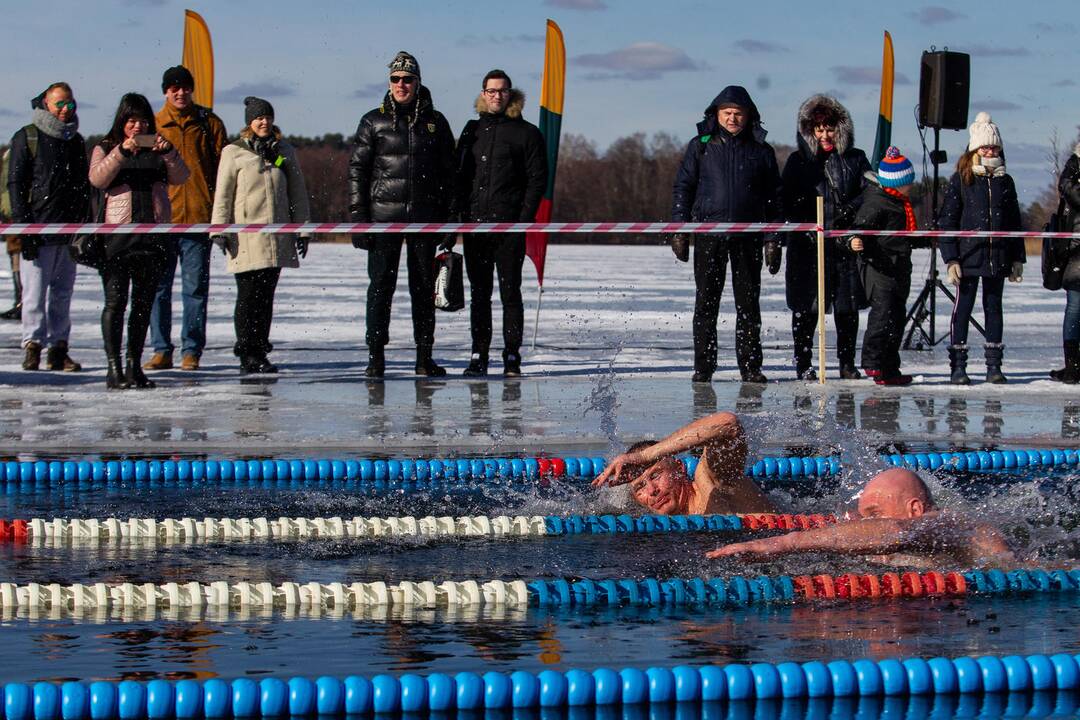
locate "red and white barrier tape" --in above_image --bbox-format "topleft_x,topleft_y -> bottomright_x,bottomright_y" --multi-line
824,229 -> 1080,238
0,221 -> 816,236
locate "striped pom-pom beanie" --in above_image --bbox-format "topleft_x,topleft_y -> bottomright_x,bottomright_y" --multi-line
877,146 -> 915,188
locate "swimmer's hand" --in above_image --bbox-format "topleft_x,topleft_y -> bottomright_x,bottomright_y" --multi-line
592,453 -> 644,487
706,536 -> 787,560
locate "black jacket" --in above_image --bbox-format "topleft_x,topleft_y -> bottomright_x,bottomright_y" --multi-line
455,90 -> 547,222
782,95 -> 870,313
671,86 -> 782,242
347,86 -> 456,223
938,169 -> 1024,277
1059,150 -> 1080,235
851,181 -> 912,276
6,117 -> 91,241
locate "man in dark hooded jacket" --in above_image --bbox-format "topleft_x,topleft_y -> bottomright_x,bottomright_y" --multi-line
6,83 -> 90,372
671,86 -> 784,383
455,69 -> 547,378
348,51 -> 457,379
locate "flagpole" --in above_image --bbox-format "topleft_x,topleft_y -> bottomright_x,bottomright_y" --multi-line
532,284 -> 543,350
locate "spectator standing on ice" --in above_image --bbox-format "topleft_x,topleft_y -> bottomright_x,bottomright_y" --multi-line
454,69 -> 547,378
89,93 -> 189,390
145,66 -> 227,372
848,147 -> 917,386
348,51 -> 456,379
938,112 -> 1023,385
782,95 -> 870,381
1049,140 -> 1080,384
6,82 -> 90,372
211,96 -> 311,375
671,85 -> 783,384
0,148 -> 23,320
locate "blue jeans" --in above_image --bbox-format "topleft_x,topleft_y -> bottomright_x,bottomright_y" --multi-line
148,234 -> 211,357
1065,289 -> 1080,344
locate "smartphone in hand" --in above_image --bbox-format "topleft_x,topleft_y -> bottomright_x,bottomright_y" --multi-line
133,134 -> 157,149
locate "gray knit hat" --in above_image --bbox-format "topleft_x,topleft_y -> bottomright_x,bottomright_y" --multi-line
244,96 -> 274,125
388,51 -> 420,79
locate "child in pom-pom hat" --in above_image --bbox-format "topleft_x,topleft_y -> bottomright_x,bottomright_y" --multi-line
847,146 -> 917,386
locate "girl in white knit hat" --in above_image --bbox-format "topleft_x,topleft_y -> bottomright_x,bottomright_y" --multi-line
937,111 -> 1024,385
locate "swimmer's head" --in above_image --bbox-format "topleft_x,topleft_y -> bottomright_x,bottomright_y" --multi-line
857,468 -> 935,519
625,441 -> 693,515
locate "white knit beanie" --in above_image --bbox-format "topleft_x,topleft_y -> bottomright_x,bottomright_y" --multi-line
968,111 -> 1002,151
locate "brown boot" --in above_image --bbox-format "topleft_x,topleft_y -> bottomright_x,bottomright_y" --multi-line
45,342 -> 81,371
180,354 -> 200,371
143,351 -> 173,370
22,341 -> 41,371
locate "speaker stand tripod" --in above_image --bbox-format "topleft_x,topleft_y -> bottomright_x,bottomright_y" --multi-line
902,126 -> 986,350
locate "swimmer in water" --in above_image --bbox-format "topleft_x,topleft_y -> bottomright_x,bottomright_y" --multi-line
706,467 -> 1015,568
592,412 -> 776,515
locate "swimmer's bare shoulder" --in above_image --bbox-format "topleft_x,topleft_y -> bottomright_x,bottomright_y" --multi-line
692,413 -> 776,515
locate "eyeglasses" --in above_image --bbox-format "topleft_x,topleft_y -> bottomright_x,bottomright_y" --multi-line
52,100 -> 76,111
389,75 -> 416,85
165,85 -> 192,93
483,88 -> 511,97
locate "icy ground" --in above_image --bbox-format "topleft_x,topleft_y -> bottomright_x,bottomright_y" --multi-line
0,243 -> 1075,457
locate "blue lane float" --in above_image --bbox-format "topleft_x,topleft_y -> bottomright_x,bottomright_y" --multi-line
5,654 -> 1080,719
0,448 -> 1076,489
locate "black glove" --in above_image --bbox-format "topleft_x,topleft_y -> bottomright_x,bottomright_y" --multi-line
669,233 -> 690,263
21,237 -> 39,262
764,240 -> 782,275
438,234 -> 456,252
351,234 -> 370,251
296,235 -> 309,259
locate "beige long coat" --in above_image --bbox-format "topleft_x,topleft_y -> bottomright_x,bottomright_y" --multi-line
211,135 -> 310,274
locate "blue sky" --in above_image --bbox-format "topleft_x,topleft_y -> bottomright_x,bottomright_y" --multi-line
1,0 -> 1075,200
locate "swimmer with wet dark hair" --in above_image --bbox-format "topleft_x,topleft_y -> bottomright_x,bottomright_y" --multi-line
592,412 -> 776,515
707,467 -> 1015,568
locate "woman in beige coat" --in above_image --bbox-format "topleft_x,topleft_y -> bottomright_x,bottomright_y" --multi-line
211,96 -> 310,373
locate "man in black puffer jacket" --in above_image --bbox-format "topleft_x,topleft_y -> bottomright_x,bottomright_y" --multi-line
671,86 -> 783,384
348,51 -> 456,378
455,69 -> 547,378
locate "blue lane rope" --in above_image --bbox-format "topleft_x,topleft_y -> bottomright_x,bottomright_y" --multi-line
4,653 -> 1080,718
0,449 -> 1075,488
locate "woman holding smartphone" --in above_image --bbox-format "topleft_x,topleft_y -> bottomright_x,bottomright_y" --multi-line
89,93 -> 188,389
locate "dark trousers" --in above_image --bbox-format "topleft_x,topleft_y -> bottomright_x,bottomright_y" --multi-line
366,235 -> 437,348
464,234 -> 525,358
861,261 -> 911,373
950,275 -> 1004,346
101,247 -> 169,360
234,267 -> 281,357
693,237 -> 763,374
792,310 -> 859,371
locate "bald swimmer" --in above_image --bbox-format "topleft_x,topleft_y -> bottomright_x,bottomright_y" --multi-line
707,468 -> 1015,568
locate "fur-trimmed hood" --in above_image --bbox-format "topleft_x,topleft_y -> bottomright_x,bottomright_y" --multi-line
797,94 -> 853,156
1073,142 -> 1080,158
473,88 -> 525,119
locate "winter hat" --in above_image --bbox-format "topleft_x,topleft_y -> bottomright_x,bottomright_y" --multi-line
968,111 -> 1002,151
244,96 -> 274,125
877,147 -> 915,188
161,65 -> 195,92
388,51 -> 421,79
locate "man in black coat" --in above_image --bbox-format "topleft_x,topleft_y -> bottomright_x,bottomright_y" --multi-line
671,86 -> 783,383
6,82 -> 90,372
455,69 -> 547,378
348,51 -> 456,378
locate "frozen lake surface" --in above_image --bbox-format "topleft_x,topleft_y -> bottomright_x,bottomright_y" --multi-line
0,243 -> 1074,457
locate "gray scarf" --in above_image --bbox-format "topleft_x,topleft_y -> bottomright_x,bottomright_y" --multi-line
32,107 -> 79,141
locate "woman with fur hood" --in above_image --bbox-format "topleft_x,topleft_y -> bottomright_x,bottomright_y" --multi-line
211,96 -> 310,374
938,112 -> 1023,385
781,95 -> 870,380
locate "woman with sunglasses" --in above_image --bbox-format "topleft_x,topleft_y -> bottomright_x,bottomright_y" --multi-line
89,93 -> 188,389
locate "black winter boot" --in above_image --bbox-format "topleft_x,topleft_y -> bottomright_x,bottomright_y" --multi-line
984,343 -> 1007,384
1052,341 -> 1080,381
0,272 -> 22,321
415,345 -> 446,377
106,357 -> 130,390
1059,342 -> 1080,384
503,350 -> 522,378
463,352 -> 488,378
365,345 -> 385,378
125,356 -> 155,389
948,345 -> 971,385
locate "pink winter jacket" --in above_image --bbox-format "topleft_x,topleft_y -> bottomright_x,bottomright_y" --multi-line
88,145 -> 190,223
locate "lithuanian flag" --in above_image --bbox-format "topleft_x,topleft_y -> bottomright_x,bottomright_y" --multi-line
182,9 -> 215,109
870,31 -> 894,169
526,19 -> 565,288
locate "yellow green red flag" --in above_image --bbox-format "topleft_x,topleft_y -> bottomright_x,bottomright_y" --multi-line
871,30 -> 894,169
526,19 -> 565,287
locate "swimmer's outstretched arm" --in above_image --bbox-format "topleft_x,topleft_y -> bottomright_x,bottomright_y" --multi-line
705,517 -> 927,559
593,412 -> 742,487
